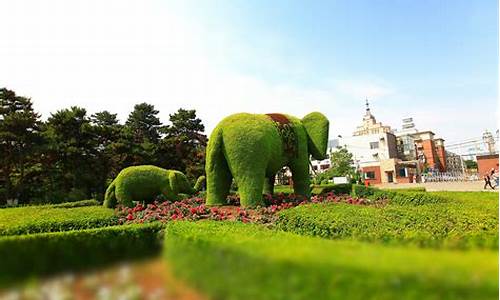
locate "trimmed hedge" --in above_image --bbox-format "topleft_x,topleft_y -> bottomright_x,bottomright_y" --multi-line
0,206 -> 118,236
277,199 -> 498,249
48,199 -> 100,208
0,223 -> 164,286
164,221 -> 498,300
382,187 -> 426,192
351,184 -> 445,205
311,183 -> 352,195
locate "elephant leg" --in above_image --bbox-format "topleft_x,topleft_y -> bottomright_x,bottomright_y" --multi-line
206,155 -> 232,206
263,175 -> 275,195
234,169 -> 266,207
290,160 -> 311,199
115,188 -> 134,207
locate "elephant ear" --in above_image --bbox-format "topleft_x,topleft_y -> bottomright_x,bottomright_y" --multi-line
302,112 -> 329,160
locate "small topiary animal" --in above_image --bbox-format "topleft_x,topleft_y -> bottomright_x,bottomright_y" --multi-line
104,165 -> 196,208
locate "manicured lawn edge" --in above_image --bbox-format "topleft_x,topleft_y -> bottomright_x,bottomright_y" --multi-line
46,199 -> 101,208
0,206 -> 118,236
276,201 -> 498,250
164,221 -> 498,300
0,222 -> 165,286
351,184 -> 447,205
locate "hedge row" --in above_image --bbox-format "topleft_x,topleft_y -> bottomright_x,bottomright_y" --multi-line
276,201 -> 498,250
0,223 -> 164,286
0,206 -> 118,236
47,199 -> 101,208
311,183 -> 352,195
273,184 -> 353,196
164,221 -> 498,300
351,184 -> 446,205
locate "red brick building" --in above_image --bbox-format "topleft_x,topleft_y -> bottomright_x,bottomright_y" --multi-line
477,154 -> 499,176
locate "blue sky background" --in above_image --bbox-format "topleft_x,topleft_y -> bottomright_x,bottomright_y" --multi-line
0,0 -> 497,146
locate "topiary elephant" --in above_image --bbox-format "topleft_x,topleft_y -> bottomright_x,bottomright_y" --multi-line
104,165 -> 196,208
206,112 -> 329,207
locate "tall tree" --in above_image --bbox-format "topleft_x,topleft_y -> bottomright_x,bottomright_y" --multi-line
42,106 -> 97,200
125,103 -> 162,143
123,103 -> 163,165
0,88 -> 42,203
161,108 -> 207,179
90,111 -> 122,199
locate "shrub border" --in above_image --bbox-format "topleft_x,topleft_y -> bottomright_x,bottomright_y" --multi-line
0,222 -> 165,286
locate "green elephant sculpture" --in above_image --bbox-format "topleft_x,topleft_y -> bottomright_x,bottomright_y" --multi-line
206,112 -> 329,207
104,165 -> 196,208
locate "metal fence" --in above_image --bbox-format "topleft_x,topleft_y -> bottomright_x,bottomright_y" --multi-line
421,172 -> 479,182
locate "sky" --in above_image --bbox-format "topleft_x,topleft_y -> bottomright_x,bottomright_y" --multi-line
0,0 -> 498,145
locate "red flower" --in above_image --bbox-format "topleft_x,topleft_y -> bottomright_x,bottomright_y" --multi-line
126,213 -> 134,221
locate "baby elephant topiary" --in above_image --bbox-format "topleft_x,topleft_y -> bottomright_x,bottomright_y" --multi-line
206,112 -> 329,207
104,165 -> 195,208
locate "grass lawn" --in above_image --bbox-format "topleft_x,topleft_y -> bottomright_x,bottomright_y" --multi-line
0,205 -> 118,236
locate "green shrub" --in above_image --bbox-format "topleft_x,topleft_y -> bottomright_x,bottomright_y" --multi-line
0,223 -> 164,286
277,201 -> 498,250
351,184 -> 378,198
0,206 -> 118,236
351,184 -> 446,205
273,185 -> 294,194
311,183 -> 352,195
382,187 -> 426,192
66,187 -> 89,202
48,199 -> 100,208
164,221 -> 498,300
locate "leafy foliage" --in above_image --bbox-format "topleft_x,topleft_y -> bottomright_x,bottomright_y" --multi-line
164,221 -> 498,300
0,88 -> 42,203
314,147 -> 356,183
0,88 -> 207,205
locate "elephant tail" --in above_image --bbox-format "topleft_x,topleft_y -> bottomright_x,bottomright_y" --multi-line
103,181 -> 117,208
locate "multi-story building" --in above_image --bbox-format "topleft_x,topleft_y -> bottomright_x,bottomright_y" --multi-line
445,151 -> 465,174
311,100 -> 452,184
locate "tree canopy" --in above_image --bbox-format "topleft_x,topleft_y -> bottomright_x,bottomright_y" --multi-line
0,88 -> 207,205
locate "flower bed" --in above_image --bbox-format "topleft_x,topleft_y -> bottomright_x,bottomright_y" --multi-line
116,192 -> 371,225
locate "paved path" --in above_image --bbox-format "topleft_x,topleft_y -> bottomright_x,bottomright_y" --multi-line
376,181 -> 499,192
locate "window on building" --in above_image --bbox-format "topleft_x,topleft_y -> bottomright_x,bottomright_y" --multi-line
398,168 -> 406,177
365,171 -> 376,179
370,142 -> 379,149
320,164 -> 329,170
